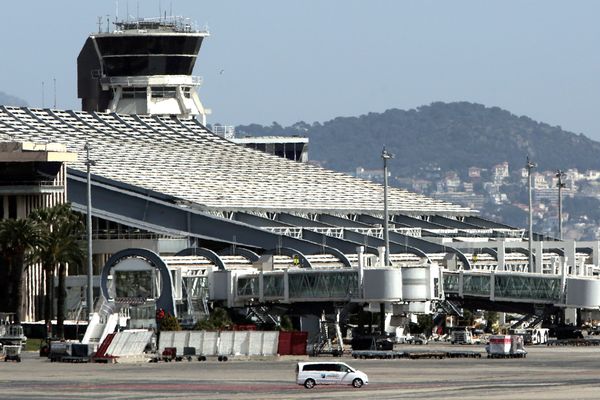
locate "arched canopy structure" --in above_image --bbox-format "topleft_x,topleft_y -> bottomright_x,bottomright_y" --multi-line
217,246 -> 261,262
101,248 -> 177,316
175,247 -> 226,271
264,247 -> 312,269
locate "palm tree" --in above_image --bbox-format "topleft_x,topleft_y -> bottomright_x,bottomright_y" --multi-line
0,218 -> 41,324
30,204 -> 84,338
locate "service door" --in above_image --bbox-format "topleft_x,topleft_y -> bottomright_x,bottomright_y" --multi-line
321,365 -> 342,385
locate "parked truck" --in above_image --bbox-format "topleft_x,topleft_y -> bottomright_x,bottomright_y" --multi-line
510,328 -> 549,345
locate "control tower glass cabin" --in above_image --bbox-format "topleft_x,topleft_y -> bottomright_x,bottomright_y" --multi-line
78,18 -> 210,124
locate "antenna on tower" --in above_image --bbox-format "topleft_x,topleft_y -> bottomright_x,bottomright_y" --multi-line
97,16 -> 102,33
115,0 -> 119,22
106,16 -> 110,33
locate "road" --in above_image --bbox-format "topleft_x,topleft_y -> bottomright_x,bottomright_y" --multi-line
1,345 -> 599,399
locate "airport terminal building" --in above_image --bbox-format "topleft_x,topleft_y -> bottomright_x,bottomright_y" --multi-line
2,17 -> 600,336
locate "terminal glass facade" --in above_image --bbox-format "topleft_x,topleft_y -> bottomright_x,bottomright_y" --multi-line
463,274 -> 491,296
443,273 -> 460,293
495,275 -> 561,301
264,274 -> 284,298
288,271 -> 359,300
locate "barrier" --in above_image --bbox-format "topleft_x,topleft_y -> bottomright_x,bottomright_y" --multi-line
278,331 -> 308,355
105,330 -> 154,357
157,330 -> 281,357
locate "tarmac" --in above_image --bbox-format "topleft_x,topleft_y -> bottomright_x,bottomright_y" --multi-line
1,344 -> 599,399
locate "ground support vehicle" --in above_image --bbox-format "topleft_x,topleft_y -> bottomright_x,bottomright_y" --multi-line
296,361 -> 368,389
395,334 -> 428,345
446,350 -> 482,358
47,341 -> 90,363
408,351 -> 448,359
161,347 -> 177,362
352,350 -> 407,359
486,335 -> 527,358
547,338 -> 600,346
183,346 -> 196,361
352,349 -> 482,360
510,328 -> 549,345
0,324 -> 27,348
49,341 -> 68,362
450,328 -> 474,345
3,345 -> 21,362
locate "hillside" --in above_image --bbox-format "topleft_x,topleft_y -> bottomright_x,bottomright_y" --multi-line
0,91 -> 27,107
236,102 -> 600,177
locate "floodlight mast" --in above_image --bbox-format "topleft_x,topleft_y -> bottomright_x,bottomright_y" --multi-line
526,157 -> 536,272
556,170 -> 566,240
84,143 -> 96,317
382,147 -> 394,267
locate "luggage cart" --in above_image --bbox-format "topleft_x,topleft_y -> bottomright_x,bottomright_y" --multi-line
3,345 -> 22,362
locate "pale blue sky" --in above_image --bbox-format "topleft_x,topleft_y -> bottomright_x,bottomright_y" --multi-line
1,1 -> 600,139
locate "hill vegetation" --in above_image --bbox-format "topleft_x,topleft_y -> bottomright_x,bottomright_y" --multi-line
0,91 -> 27,107
236,102 -> 600,177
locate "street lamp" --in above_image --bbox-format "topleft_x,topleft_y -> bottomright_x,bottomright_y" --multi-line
556,170 -> 566,240
381,147 -> 394,267
526,156 -> 536,272
84,143 -> 96,317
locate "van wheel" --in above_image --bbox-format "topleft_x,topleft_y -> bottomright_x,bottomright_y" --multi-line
352,378 -> 364,388
304,378 -> 316,389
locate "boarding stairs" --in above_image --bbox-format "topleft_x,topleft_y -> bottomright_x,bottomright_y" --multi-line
311,311 -> 344,356
81,301 -> 120,346
247,306 -> 279,327
438,299 -> 464,317
510,314 -> 544,330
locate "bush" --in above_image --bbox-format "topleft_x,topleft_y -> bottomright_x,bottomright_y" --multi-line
159,313 -> 181,331
193,307 -> 232,330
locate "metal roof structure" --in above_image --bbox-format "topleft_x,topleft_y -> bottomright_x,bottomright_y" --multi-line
0,106 -> 473,216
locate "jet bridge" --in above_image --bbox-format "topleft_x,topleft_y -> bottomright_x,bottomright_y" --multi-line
443,270 -> 600,312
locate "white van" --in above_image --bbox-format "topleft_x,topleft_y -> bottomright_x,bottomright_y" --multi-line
296,362 -> 368,389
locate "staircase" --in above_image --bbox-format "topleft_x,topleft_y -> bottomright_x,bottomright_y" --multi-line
311,311 -> 344,356
81,301 -> 120,346
247,306 -> 279,326
91,332 -> 116,363
438,299 -> 464,317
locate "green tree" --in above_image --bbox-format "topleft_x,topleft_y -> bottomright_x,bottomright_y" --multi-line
484,311 -> 500,333
416,314 -> 434,336
280,315 -> 294,331
30,204 -> 85,338
194,307 -> 232,330
159,313 -> 181,331
460,309 -> 476,327
0,218 -> 40,323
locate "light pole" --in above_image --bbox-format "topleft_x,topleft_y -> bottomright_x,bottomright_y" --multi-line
84,143 -> 96,317
526,157 -> 536,272
556,170 -> 566,240
381,147 -> 394,267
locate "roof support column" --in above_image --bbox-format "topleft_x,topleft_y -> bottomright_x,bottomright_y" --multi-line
284,270 -> 289,303
497,240 -> 506,271
490,270 -> 495,302
533,241 -> 543,274
565,241 -> 576,276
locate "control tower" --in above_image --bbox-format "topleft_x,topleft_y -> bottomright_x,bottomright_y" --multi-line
77,17 -> 210,124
